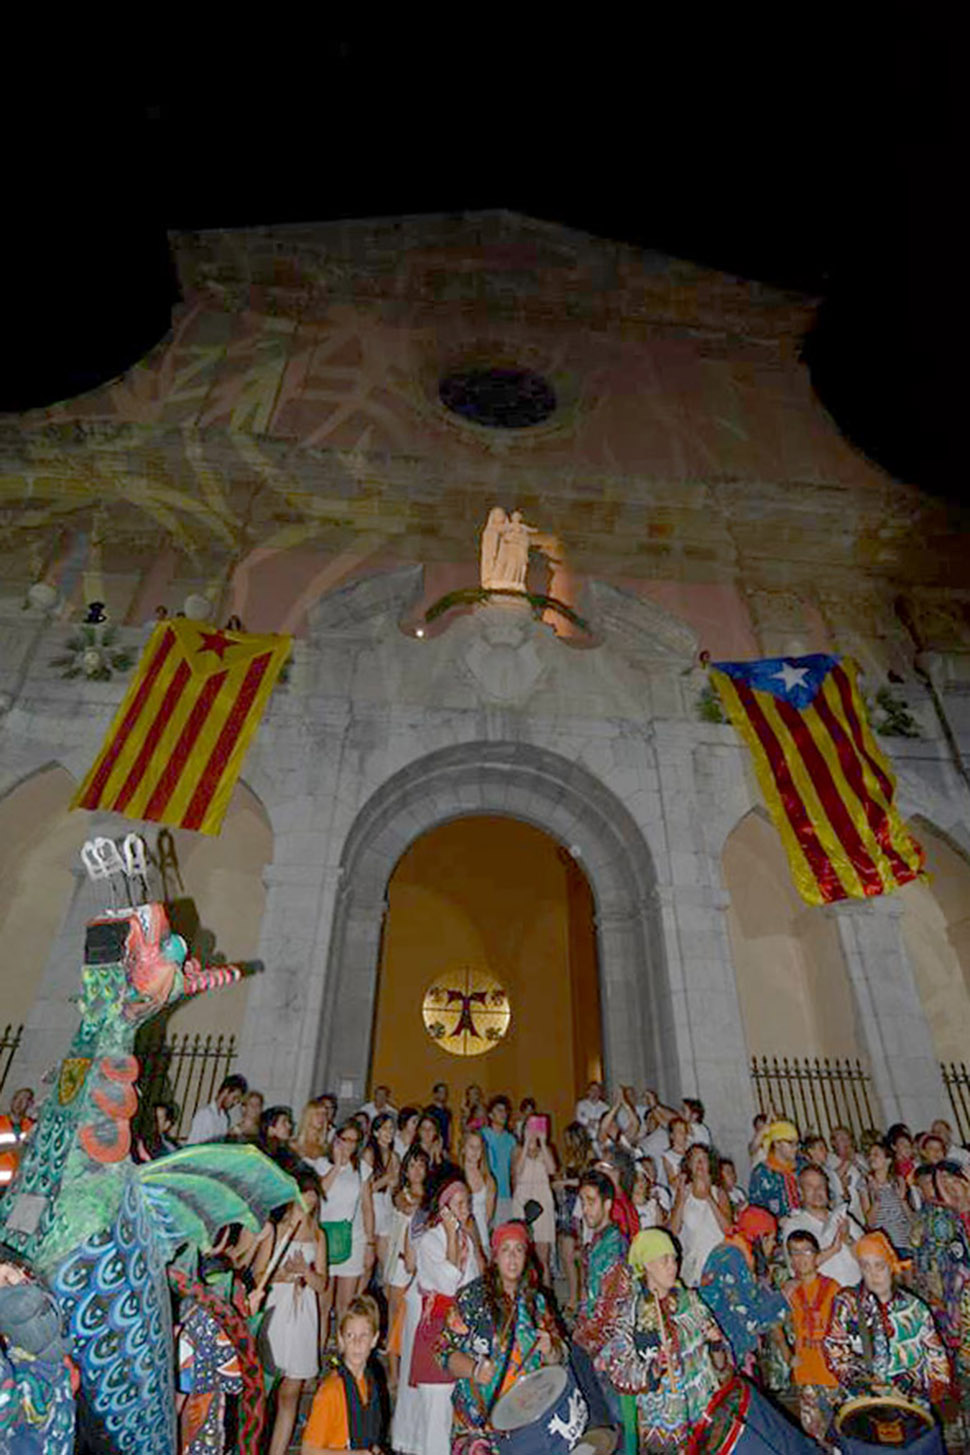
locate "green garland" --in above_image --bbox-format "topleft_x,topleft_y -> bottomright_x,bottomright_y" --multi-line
49,624 -> 134,682
424,587 -> 589,632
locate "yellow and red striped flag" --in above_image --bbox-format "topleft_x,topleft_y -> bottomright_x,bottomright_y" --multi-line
72,620 -> 291,835
709,653 -> 924,906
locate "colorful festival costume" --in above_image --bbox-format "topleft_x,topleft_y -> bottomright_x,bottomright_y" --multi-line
786,1273 -> 839,1443
0,1279 -> 75,1455
910,1200 -> 970,1351
747,1160 -> 799,1221
440,1274 -> 563,1455
597,1279 -> 724,1453
0,843 -> 298,1455
823,1283 -> 950,1414
699,1246 -> 787,1368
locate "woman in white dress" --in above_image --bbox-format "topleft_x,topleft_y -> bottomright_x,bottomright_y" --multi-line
251,1166 -> 328,1455
394,1105 -> 421,1161
669,1143 -> 732,1287
409,1179 -> 481,1455
362,1111 -> 400,1286
511,1123 -> 557,1283
386,1146 -> 431,1390
460,1128 -> 496,1249
314,1120 -> 375,1348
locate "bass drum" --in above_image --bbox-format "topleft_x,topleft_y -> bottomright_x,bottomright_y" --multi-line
835,1393 -> 943,1454
492,1366 -> 589,1455
687,1376 -> 817,1454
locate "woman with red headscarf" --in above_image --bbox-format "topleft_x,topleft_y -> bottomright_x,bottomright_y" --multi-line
698,1207 -> 788,1371
439,1220 -> 565,1455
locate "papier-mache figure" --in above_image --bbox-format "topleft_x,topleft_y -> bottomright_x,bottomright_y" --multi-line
0,835 -> 299,1455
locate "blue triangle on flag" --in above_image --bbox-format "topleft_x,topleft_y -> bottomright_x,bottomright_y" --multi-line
712,654 -> 841,710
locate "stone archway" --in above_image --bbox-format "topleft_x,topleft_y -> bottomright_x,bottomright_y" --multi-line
313,740 -> 676,1104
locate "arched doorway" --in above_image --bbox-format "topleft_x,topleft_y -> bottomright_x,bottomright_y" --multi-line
369,816 -> 602,1135
313,741 -> 673,1110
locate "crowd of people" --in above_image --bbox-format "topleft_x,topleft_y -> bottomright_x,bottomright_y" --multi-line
5,1072 -> 970,1451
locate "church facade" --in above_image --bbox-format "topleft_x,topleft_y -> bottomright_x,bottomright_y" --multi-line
1,212 -> 968,1161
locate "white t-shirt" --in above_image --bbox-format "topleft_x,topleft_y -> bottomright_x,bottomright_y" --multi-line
686,1121 -> 712,1147
575,1097 -> 610,1136
946,1143 -> 970,1172
360,1100 -> 397,1124
186,1102 -> 229,1144
781,1205 -> 864,1287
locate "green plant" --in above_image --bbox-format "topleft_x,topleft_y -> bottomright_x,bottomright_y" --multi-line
696,683 -> 727,723
424,586 -> 589,632
871,685 -> 921,738
50,623 -> 134,682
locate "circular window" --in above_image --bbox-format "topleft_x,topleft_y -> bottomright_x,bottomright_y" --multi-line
439,367 -> 557,429
422,968 -> 511,1057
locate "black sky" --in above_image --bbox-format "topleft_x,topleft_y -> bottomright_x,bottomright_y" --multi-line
7,28 -> 963,497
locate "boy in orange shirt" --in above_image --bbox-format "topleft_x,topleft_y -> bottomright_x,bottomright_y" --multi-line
783,1229 -> 840,1445
301,1296 -> 384,1454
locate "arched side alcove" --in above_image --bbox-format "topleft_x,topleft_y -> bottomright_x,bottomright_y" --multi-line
313,741 -> 674,1104
899,818 -> 970,1065
723,808 -> 860,1059
163,781 -> 274,1039
0,764 -> 88,1026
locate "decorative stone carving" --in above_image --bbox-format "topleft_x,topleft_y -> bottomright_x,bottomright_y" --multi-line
480,508 -> 538,591
460,601 -> 547,705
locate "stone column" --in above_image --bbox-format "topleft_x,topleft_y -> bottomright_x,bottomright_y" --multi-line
15,861 -> 92,1099
831,895 -> 945,1130
596,902 -> 652,1090
235,855 -> 336,1109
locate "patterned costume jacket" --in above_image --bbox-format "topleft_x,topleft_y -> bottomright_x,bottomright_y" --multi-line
910,1201 -> 970,1350
698,1245 -> 787,1364
747,1162 -> 798,1220
573,1222 -> 628,1353
440,1276 -> 563,1455
822,1284 -> 950,1412
596,1281 -> 725,1452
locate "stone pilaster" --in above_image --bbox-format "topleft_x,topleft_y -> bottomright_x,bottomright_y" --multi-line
830,895 -> 945,1130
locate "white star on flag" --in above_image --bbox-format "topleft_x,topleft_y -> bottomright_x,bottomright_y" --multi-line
773,661 -> 811,692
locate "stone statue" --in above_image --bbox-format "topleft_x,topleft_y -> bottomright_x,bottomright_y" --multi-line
480,508 -> 538,592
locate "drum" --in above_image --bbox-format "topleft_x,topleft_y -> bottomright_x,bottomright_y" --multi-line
835,1393 -> 942,1453
688,1376 -> 817,1453
492,1366 -> 589,1455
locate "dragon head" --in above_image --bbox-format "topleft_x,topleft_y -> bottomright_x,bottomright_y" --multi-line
82,902 -> 243,1026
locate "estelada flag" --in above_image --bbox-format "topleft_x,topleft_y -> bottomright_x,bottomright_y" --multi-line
709,653 -> 924,906
72,620 -> 291,835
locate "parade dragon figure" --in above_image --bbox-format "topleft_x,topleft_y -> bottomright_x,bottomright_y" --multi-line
0,835 -> 297,1454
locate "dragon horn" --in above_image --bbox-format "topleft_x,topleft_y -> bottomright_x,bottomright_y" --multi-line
182,960 -> 244,996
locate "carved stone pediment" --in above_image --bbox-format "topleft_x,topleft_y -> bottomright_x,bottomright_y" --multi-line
583,580 -> 699,663
306,564 -> 423,638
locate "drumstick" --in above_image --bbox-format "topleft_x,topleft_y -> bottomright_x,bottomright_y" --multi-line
253,1220 -> 300,1299
653,1290 -> 672,1382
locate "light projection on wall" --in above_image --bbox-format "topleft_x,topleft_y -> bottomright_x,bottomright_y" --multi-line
421,968 -> 511,1057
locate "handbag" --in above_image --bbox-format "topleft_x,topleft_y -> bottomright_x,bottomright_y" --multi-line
320,1219 -> 353,1266
409,1289 -> 455,1385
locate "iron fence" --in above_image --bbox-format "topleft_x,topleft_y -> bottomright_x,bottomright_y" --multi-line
941,1062 -> 970,1145
750,1054 -> 876,1144
137,1032 -> 238,1142
0,1024 -> 23,1101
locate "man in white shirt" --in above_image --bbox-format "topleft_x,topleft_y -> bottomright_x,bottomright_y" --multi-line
359,1084 -> 397,1124
186,1073 -> 248,1144
780,1165 -> 863,1287
930,1118 -> 970,1172
574,1081 -> 610,1141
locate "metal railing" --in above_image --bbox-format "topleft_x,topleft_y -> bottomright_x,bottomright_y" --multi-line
0,1024 -> 24,1101
136,1031 -> 238,1141
750,1055 -> 876,1144
941,1062 -> 970,1144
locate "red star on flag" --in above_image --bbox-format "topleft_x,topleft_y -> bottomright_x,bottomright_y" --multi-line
196,629 -> 234,660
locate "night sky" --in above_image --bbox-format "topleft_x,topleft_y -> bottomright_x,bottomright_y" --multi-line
7,30 -> 961,498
